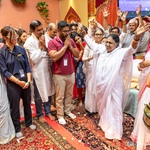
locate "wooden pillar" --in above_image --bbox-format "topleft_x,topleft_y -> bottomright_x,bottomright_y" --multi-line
88,0 -> 96,20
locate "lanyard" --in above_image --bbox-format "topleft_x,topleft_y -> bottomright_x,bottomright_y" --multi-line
2,45 -> 23,70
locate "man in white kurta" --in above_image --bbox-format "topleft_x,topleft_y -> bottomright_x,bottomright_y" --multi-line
24,20 -> 55,123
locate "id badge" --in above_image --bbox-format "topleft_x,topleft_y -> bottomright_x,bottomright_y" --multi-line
19,69 -> 25,77
64,59 -> 68,66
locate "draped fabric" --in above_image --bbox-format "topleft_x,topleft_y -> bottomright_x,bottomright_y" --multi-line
82,45 -> 97,113
84,35 -> 135,140
0,73 -> 15,144
95,0 -> 109,8
138,51 -> 150,100
130,52 -> 150,150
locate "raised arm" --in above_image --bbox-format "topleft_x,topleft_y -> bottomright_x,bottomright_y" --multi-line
102,7 -> 110,30
115,8 -> 122,27
132,23 -> 150,49
120,11 -> 128,33
136,5 -> 144,27
78,24 -> 105,54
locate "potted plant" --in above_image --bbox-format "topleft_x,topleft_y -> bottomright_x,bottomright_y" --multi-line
12,0 -> 26,3
36,2 -> 49,23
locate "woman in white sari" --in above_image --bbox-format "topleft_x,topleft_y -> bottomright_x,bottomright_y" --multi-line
81,23 -> 150,141
0,72 -> 15,144
82,28 -> 104,113
130,51 -> 150,150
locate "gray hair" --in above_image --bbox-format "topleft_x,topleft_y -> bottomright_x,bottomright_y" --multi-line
46,23 -> 57,31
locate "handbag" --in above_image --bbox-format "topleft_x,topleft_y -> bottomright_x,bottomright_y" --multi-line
143,103 -> 150,130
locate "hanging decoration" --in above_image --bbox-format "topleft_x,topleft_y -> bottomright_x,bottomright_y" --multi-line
12,0 -> 26,3
36,2 -> 49,24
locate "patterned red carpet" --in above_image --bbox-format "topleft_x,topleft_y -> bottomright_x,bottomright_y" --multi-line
63,106 -> 137,150
1,104 -> 150,150
1,117 -> 76,150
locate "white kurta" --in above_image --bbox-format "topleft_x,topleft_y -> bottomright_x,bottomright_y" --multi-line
82,45 -> 97,113
130,52 -> 150,150
24,34 -> 55,102
0,73 -> 15,144
84,35 -> 135,140
44,32 -> 52,48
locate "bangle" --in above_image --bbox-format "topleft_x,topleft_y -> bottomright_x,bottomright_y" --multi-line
134,38 -> 139,41
27,81 -> 30,85
134,36 -> 140,41
133,38 -> 139,43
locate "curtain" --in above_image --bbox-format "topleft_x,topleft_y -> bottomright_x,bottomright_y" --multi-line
96,0 -> 118,27
95,0 -> 107,8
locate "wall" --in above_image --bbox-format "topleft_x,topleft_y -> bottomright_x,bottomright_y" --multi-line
58,0 -> 88,27
0,0 -> 60,31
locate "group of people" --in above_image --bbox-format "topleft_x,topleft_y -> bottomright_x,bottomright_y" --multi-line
0,4 -> 150,150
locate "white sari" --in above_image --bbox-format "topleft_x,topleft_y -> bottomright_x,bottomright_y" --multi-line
0,73 -> 15,144
130,52 -> 150,150
82,45 -> 97,112
84,35 -> 135,140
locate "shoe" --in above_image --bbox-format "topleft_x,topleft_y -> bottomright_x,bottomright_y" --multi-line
58,117 -> 66,125
67,113 -> 76,119
16,132 -> 23,138
29,124 -> 36,130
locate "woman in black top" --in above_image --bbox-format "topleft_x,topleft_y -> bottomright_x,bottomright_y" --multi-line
0,26 -> 36,138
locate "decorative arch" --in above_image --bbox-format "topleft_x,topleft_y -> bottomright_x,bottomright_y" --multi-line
64,6 -> 81,23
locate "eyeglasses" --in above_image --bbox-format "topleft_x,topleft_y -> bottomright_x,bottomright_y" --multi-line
94,34 -> 103,36
6,34 -> 19,39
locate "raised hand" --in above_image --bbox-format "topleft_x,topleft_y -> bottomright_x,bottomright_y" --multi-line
78,23 -> 86,37
120,11 -> 128,22
102,7 -> 110,18
78,22 -> 83,31
136,5 -> 142,15
117,7 -> 122,18
88,19 -> 98,29
64,35 -> 71,47
136,23 -> 150,36
39,35 -> 46,50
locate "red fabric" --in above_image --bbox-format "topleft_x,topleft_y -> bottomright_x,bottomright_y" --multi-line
96,0 -> 106,8
77,88 -> 83,101
76,41 -> 86,61
73,83 -> 78,99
